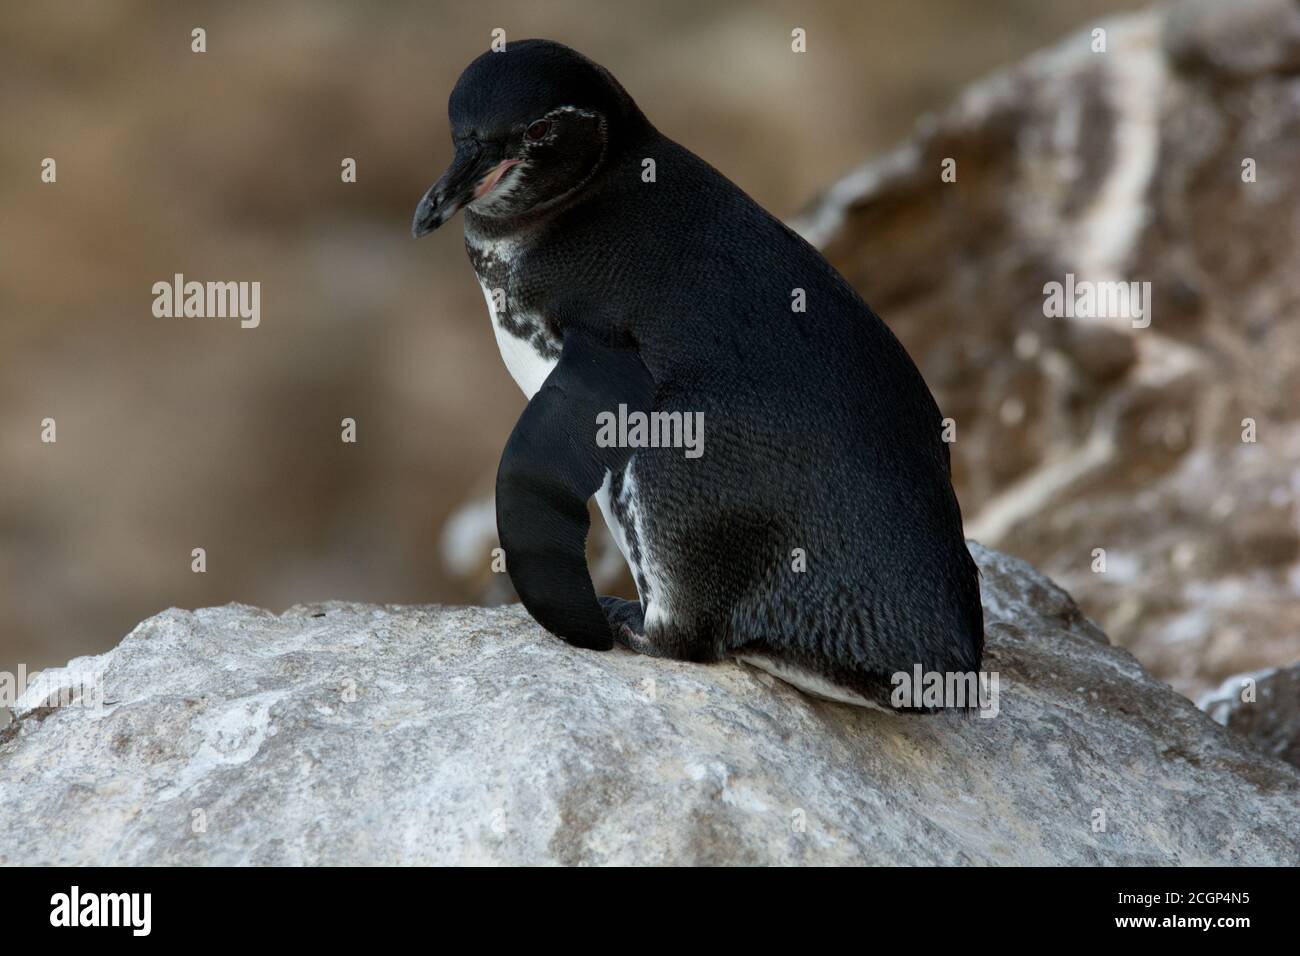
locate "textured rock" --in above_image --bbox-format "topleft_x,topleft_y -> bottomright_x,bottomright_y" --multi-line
1200,663 -> 1300,770
791,0 -> 1300,699
1,544 -> 1296,865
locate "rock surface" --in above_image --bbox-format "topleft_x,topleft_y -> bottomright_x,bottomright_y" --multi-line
2,544 -> 1296,866
791,0 -> 1300,699
1200,663 -> 1300,770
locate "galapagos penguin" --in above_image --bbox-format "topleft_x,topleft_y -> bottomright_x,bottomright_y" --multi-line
412,39 -> 983,710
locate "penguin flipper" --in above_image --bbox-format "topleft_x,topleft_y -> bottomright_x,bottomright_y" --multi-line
496,330 -> 655,651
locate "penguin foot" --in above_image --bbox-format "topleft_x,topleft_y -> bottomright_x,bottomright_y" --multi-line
598,596 -> 656,654
599,596 -> 719,662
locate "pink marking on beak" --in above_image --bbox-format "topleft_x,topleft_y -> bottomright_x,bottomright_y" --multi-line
474,159 -> 522,199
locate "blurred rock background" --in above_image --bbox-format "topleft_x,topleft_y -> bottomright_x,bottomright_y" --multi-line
4,0 -> 1292,702
795,0 -> 1300,699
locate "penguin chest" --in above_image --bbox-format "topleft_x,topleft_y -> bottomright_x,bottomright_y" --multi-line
477,282 -> 558,399
466,233 -> 560,399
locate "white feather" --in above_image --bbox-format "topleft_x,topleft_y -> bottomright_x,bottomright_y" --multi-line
737,655 -> 894,712
477,282 -> 556,398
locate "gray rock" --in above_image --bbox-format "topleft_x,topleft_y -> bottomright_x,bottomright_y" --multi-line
1,544 -> 1296,865
790,0 -> 1300,701
1200,663 -> 1300,770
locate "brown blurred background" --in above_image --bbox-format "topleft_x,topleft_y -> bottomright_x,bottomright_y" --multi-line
3,0 -> 1199,678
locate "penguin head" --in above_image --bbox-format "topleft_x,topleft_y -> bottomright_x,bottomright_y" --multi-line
412,39 -> 646,236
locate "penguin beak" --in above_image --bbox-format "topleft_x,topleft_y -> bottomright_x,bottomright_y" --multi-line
411,143 -> 520,238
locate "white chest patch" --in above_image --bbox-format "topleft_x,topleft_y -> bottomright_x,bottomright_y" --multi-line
477,282 -> 557,399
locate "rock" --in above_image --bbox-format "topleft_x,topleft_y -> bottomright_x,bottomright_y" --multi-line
1,544 -> 1296,865
1200,663 -> 1300,770
790,0 -> 1300,700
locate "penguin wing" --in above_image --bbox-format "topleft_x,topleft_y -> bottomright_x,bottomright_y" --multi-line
495,330 -> 655,650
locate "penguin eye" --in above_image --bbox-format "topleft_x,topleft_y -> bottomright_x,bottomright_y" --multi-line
525,120 -> 551,141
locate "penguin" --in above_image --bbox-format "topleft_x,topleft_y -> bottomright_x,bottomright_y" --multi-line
412,39 -> 983,711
